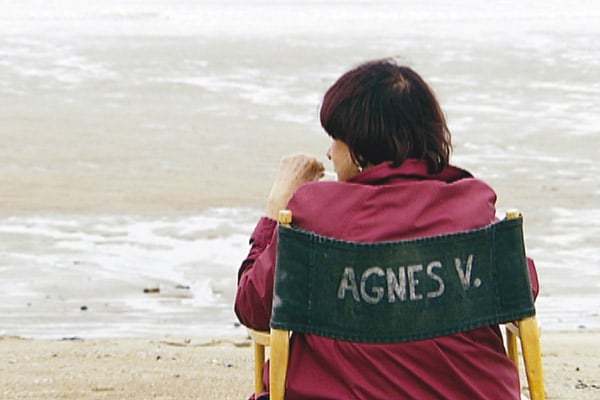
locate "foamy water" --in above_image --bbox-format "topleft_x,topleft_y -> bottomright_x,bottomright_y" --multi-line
1,0 -> 599,337
0,209 -> 262,338
1,207 -> 598,339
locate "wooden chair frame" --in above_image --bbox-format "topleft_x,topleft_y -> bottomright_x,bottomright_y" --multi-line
247,210 -> 545,400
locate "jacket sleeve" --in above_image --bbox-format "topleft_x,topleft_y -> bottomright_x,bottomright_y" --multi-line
234,217 -> 278,331
527,257 -> 539,300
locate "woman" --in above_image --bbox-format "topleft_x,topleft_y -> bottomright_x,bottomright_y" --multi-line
235,59 -> 537,399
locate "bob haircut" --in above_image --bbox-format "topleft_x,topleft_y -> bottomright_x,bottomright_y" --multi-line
320,59 -> 452,173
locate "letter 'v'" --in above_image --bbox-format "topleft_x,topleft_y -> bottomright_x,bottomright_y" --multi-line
454,254 -> 474,290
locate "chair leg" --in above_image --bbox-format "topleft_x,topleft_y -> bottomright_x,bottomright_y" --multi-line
254,342 -> 266,395
519,317 -> 545,400
506,325 -> 519,369
269,329 -> 290,400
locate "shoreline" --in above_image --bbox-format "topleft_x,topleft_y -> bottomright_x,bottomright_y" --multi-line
1,331 -> 599,399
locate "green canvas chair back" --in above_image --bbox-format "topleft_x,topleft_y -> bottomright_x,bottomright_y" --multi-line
271,215 -> 535,343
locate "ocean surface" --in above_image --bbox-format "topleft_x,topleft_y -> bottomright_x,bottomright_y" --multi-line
0,0 -> 599,338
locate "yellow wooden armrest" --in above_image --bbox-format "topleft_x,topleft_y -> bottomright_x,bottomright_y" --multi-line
248,328 -> 271,346
247,329 -> 271,395
506,322 -> 520,336
247,328 -> 290,400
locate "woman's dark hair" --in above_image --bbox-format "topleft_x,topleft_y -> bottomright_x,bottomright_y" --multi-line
320,59 -> 452,173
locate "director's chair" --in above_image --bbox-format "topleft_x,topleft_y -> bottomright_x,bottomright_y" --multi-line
247,209 -> 545,400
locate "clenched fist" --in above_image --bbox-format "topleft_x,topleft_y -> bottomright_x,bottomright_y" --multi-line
266,154 -> 325,220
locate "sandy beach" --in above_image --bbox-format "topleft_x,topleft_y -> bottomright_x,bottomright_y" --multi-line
0,331 -> 599,400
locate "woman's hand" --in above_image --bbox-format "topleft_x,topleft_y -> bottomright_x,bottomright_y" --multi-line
265,154 -> 325,220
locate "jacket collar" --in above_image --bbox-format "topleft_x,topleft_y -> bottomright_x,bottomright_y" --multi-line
349,159 -> 473,185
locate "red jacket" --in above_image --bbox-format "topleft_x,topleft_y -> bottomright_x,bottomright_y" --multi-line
235,160 -> 537,399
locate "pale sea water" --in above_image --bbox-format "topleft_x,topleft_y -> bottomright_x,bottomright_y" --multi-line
0,0 -> 599,338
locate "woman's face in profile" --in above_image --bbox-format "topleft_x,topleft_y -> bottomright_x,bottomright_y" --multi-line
327,139 -> 360,182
